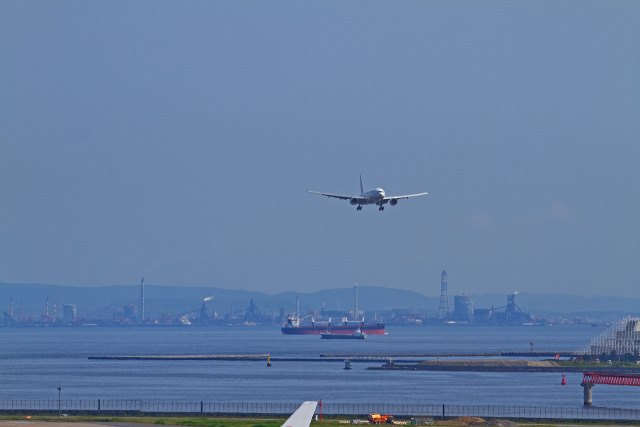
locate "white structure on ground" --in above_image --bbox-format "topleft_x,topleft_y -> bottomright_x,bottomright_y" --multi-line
582,316 -> 640,356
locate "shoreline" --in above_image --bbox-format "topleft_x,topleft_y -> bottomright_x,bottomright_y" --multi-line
369,359 -> 640,373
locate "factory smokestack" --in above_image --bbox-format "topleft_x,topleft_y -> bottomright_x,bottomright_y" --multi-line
140,277 -> 145,323
353,283 -> 359,320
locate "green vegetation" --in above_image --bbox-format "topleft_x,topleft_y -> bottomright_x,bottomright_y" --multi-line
550,360 -> 640,369
0,415 -> 368,427
152,417 -> 284,427
0,415 -> 288,427
0,415 -> 637,427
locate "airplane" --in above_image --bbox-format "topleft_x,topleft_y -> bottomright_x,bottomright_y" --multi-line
281,401 -> 318,427
307,176 -> 428,211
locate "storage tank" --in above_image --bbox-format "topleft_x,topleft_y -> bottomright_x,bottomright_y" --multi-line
453,294 -> 474,322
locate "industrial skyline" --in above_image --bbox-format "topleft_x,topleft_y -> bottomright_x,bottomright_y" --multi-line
3,279 -> 639,327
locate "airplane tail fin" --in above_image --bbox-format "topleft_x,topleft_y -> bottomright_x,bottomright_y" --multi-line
360,175 -> 364,194
281,401 -> 318,427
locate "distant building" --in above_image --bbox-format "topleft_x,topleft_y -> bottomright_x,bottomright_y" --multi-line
62,304 -> 77,323
123,304 -> 138,322
199,301 -> 209,321
453,294 -> 474,322
473,308 -> 493,323
246,299 -> 259,319
492,292 -> 532,325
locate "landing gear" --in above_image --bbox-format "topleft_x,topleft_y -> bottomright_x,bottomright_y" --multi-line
378,206 -> 384,211
356,205 -> 362,211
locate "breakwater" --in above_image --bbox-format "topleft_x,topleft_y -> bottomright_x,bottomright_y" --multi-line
89,355 -> 268,361
369,359 -> 640,373
90,352 -> 576,361
322,352 -> 580,358
320,353 -> 502,357
88,355 -> 393,363
369,364 -> 581,372
89,354 -> 638,374
502,351 -> 580,357
88,353 -> 585,367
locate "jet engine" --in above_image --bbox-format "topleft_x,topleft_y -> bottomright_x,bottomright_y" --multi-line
389,198 -> 398,206
350,198 -> 359,205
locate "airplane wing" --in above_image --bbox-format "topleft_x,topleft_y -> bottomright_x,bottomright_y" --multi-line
385,192 -> 429,200
281,401 -> 318,427
307,190 -> 352,200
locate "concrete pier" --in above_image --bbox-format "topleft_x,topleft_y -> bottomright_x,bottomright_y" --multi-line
88,355 -> 269,361
88,355 -> 390,363
581,382 -> 594,406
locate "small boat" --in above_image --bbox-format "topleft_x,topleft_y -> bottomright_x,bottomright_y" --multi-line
344,360 -> 352,370
321,328 -> 366,340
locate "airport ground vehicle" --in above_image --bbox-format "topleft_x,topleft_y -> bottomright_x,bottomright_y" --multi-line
368,414 -> 394,424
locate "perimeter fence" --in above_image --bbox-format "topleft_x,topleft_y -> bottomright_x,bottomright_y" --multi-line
1,400 -> 640,421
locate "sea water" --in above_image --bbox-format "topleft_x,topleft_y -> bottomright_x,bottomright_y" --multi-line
1,325 -> 637,409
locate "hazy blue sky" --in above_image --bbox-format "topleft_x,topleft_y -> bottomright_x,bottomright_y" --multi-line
2,1 -> 638,298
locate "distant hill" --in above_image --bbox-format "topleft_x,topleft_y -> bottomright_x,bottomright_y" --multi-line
1,282 -> 638,322
0,283 -> 437,320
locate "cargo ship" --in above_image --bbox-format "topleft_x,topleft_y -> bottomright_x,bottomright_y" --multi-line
281,316 -> 386,335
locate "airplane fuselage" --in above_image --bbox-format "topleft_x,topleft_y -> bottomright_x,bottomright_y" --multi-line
356,188 -> 385,205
